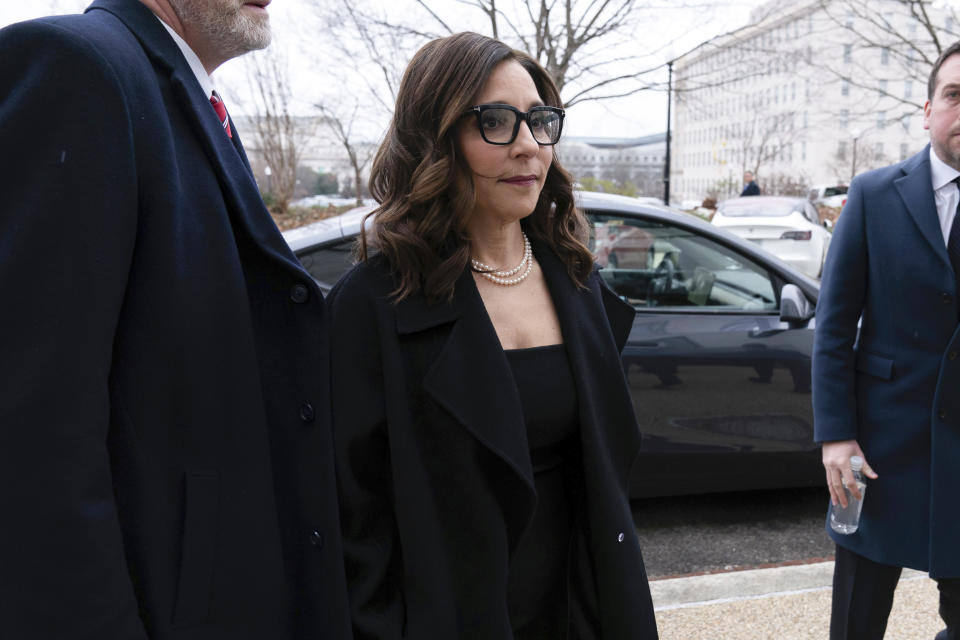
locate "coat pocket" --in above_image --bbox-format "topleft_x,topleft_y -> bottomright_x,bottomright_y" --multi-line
855,350 -> 894,380
173,471 -> 219,629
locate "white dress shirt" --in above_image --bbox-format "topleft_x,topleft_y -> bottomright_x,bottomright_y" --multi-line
155,16 -> 216,101
930,146 -> 960,247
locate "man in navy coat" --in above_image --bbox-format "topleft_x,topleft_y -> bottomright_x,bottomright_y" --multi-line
0,1 -> 350,638
814,41 -> 960,640
740,170 -> 760,196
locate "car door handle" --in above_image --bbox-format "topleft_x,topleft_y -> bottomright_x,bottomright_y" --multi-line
749,328 -> 784,338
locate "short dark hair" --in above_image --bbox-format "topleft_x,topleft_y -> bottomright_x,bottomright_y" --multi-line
928,41 -> 960,100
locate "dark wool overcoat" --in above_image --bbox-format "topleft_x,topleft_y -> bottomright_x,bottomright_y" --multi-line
814,145 -> 960,577
327,242 -> 659,639
0,1 -> 350,637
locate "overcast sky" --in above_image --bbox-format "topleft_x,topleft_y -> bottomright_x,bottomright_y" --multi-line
1,0 -> 769,138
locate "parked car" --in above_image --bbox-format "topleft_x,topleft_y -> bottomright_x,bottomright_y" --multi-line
283,192 -> 823,498
808,184 -> 848,209
711,196 -> 832,279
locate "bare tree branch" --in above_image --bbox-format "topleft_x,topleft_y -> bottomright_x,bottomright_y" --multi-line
416,0 -> 456,34
315,102 -> 377,207
318,0 -> 692,107
810,0 -> 948,118
240,49 -> 316,212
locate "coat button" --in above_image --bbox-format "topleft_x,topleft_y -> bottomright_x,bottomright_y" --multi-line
939,409 -> 948,420
300,403 -> 315,423
950,351 -> 958,361
617,532 -> 625,542
943,292 -> 953,305
290,283 -> 310,304
309,530 -> 324,548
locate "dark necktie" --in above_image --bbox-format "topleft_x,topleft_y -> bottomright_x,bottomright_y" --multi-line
948,178 -> 960,292
209,91 -> 232,139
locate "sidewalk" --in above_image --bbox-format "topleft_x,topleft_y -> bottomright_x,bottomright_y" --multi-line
650,561 -> 942,639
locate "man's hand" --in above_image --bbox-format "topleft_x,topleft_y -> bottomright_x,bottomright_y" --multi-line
822,439 -> 878,508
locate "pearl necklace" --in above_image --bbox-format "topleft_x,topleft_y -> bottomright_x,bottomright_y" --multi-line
471,232 -> 533,286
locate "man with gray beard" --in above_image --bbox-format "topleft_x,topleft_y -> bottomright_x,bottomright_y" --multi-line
0,1 -> 351,638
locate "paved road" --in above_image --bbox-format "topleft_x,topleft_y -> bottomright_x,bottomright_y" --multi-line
631,488 -> 949,639
631,487 -> 835,579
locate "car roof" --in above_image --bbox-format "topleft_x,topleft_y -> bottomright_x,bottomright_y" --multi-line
282,204 -> 375,253
719,195 -> 807,208
578,191 -> 720,233
281,190 -> 819,299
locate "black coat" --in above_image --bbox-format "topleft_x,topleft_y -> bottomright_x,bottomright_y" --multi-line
740,181 -> 760,196
0,2 -> 350,638
327,243 -> 658,639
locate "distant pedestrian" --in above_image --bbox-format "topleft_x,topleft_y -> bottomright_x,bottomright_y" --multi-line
814,40 -> 960,640
327,31 -> 658,639
741,170 -> 761,196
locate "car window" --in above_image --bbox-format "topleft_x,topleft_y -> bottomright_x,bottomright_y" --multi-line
589,213 -> 778,312
295,237 -> 356,291
804,203 -> 820,224
823,186 -> 847,197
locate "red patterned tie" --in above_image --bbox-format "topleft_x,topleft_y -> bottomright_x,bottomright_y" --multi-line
209,91 -> 232,139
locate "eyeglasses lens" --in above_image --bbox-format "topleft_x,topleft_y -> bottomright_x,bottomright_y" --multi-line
529,110 -> 561,144
480,108 -> 561,144
480,109 -> 516,143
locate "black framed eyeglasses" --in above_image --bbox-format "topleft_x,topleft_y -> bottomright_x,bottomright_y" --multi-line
465,104 -> 565,146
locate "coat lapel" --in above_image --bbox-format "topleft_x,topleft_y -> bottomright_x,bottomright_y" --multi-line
537,244 -> 655,637
396,271 -> 535,494
534,243 -> 641,485
895,146 -> 952,274
88,0 -> 306,279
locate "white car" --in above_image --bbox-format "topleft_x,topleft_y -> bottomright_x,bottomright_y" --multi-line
712,196 -> 832,278
808,185 -> 848,209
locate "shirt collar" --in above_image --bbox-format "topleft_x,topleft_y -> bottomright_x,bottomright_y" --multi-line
154,15 -> 216,100
930,146 -> 960,192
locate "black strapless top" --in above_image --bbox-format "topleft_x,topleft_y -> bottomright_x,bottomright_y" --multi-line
504,344 -> 580,638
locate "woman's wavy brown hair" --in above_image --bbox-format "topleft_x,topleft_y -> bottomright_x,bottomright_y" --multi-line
360,31 -> 593,302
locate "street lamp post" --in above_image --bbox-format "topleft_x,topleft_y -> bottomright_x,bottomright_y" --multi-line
850,129 -> 860,183
663,59 -> 673,206
264,165 -> 273,194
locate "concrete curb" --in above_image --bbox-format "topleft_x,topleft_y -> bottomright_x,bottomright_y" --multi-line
650,561 -> 927,611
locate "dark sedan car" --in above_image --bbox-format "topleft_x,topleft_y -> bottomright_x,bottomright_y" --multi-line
283,191 -> 823,498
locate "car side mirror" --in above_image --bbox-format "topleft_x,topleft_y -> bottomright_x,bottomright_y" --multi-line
780,284 -> 813,325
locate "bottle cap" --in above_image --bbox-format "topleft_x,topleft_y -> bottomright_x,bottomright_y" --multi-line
850,455 -> 864,471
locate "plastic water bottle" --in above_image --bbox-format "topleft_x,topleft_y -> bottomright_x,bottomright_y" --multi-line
830,455 -> 867,534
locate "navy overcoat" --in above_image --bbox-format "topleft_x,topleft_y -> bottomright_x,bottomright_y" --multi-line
813,146 -> 960,577
327,242 -> 659,639
0,1 -> 350,637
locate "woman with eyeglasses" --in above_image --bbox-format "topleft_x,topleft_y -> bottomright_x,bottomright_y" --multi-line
327,32 -> 658,640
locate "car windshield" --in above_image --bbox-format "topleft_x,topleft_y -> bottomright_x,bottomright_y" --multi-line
720,200 -> 803,217
822,186 -> 847,197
